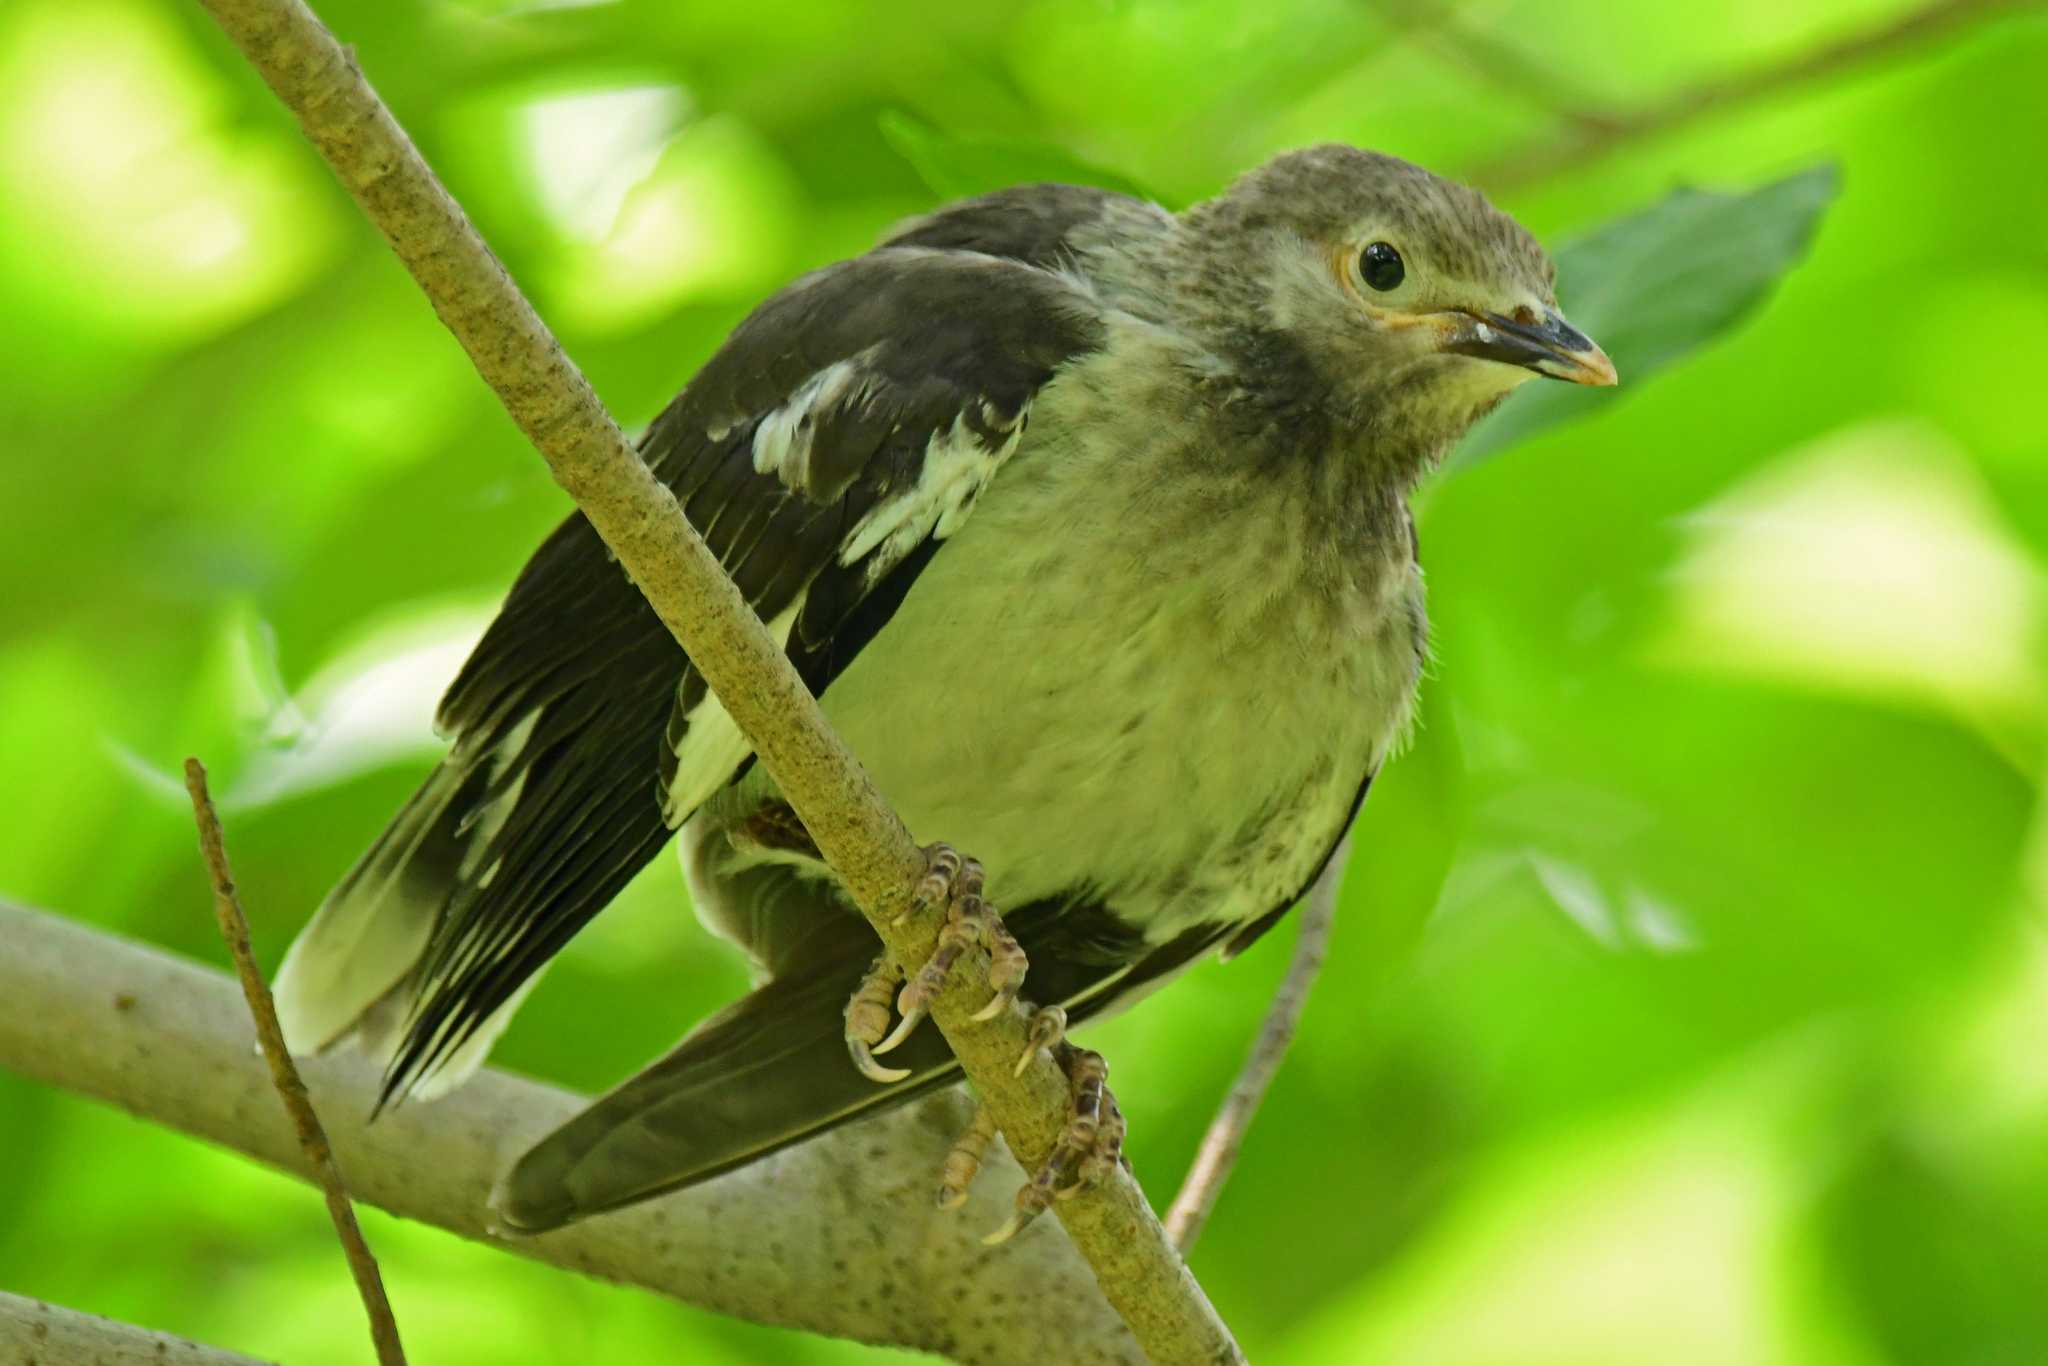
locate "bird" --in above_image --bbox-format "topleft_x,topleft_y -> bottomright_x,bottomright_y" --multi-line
271,142 -> 1615,1236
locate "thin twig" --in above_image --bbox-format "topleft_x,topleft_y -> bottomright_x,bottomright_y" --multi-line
182,759 -> 407,1366
1369,0 -> 1614,132
1164,833 -> 1351,1253
1465,0 -> 2039,189
188,2 -> 1239,1360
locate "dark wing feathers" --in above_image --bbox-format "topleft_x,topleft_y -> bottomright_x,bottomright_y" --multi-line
500,797 -> 1371,1227
377,235 -> 1108,1099
496,885 -> 1239,1229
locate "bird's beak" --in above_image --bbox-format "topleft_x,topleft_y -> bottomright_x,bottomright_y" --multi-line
1441,308 -> 1618,387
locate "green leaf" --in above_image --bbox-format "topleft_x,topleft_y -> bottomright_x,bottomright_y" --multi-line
1451,163 -> 1840,468
879,111 -> 1155,204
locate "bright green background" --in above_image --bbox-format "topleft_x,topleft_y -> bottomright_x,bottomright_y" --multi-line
4,1 -> 2048,1362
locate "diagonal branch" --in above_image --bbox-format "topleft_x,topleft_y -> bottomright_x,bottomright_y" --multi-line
187,1 -> 1239,1360
184,759 -> 407,1366
1164,834 -> 1349,1253
1462,0 -> 2039,190
0,900 -> 1142,1365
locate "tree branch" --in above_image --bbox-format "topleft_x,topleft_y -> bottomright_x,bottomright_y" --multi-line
188,0 -> 1239,1360
1368,0 -> 1615,133
0,1292 -> 274,1366
1164,835 -> 1348,1253
0,900 -> 1143,1365
184,758 -> 407,1366
1464,0 -> 2038,190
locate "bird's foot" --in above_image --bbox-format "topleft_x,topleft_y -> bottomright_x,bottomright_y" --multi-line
961,1021 -> 1125,1245
855,844 -> 1025,1064
934,1006 -> 1069,1207
933,1006 -> 1128,1243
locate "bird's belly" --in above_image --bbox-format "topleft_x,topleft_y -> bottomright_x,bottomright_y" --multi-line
814,448 -> 1422,941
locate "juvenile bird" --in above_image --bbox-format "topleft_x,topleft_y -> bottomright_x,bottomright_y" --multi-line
273,143 -> 1614,1235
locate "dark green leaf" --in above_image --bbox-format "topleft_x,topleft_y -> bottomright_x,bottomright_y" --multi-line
1452,163 -> 1840,468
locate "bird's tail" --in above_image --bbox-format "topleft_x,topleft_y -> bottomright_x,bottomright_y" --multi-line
491,946 -> 960,1232
271,753 -> 529,1099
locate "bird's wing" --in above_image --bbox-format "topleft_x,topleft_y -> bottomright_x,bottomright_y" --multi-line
494,888 -> 1235,1231
877,181 -> 1162,268
643,240 -> 1114,826
285,241 -> 1107,1104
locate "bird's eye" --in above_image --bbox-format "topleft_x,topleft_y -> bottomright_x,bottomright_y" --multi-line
1358,241 -> 1404,292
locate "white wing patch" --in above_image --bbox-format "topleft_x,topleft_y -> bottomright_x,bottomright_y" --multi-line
840,407 -> 1028,576
661,602 -> 800,827
749,352 -> 880,495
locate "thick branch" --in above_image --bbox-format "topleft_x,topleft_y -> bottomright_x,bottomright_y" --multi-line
1164,835 -> 1348,1252
0,901 -> 1141,1365
190,0 -> 1238,1359
0,1293 -> 273,1366
1467,0 -> 2036,189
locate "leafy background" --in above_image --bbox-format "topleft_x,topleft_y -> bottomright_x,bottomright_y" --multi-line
4,0 -> 2047,1362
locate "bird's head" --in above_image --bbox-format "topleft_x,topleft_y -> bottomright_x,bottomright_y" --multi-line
1179,144 -> 1614,471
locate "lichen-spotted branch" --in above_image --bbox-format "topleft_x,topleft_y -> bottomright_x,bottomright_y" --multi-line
0,900 -> 1142,1365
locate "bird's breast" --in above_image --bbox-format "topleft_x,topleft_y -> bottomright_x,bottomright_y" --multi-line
813,335 -> 1425,941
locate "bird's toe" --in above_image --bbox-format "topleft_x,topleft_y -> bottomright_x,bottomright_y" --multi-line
860,842 -> 1031,1062
843,954 -> 912,1083
973,1040 -> 1128,1246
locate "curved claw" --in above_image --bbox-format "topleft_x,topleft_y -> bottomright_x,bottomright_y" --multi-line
871,1003 -> 927,1056
848,1036 -> 911,1084
969,986 -> 1014,1024
981,1206 -> 1040,1246
844,954 -> 908,1080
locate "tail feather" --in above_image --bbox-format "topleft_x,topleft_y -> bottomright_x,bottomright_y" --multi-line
272,709 -> 582,1103
279,509 -> 710,1105
380,971 -> 544,1102
490,953 -> 959,1232
273,759 -> 485,1056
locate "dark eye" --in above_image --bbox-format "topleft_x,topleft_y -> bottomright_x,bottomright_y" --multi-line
1358,241 -> 1404,292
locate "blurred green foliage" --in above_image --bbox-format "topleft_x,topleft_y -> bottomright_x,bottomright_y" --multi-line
3,0 -> 2047,1362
